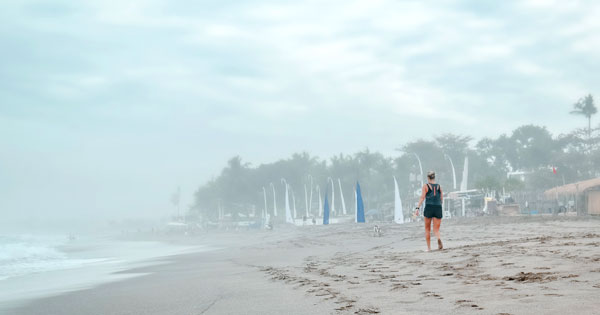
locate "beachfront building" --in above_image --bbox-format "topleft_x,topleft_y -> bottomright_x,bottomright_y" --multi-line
544,178 -> 600,215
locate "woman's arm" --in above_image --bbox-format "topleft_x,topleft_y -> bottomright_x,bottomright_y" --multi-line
440,186 -> 443,204
417,185 -> 427,209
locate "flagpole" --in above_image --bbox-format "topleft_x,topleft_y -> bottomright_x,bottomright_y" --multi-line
413,153 -> 424,188
444,154 -> 457,190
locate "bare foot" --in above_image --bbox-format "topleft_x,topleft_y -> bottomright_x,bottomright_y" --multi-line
438,239 -> 443,250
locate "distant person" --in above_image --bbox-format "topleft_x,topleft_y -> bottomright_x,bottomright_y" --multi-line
415,171 -> 443,251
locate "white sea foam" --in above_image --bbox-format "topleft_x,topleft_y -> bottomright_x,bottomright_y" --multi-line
0,233 -> 207,309
0,234 -> 99,280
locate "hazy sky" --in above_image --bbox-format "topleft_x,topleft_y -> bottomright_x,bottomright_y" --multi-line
1,0 -> 599,220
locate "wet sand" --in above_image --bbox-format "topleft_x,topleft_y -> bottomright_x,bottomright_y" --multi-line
8,216 -> 600,315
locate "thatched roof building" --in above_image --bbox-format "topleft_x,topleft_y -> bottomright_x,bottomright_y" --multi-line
544,178 -> 600,215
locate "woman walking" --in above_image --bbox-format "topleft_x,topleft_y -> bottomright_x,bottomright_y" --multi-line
415,171 -> 443,251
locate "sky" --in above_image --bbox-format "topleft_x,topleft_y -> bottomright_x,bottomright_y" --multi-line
1,0 -> 599,221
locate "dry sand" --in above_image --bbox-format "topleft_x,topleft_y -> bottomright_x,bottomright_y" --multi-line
7,216 -> 600,315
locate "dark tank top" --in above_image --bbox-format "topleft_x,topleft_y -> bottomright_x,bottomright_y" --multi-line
425,183 -> 442,206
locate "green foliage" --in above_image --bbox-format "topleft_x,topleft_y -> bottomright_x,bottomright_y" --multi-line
510,125 -> 556,170
571,94 -> 597,138
475,175 -> 502,191
504,177 -> 525,192
192,111 -> 600,218
570,94 -> 597,119
526,168 -> 560,191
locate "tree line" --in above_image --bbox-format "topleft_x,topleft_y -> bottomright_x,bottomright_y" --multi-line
192,95 -> 599,221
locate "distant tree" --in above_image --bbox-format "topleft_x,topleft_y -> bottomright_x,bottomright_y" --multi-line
435,133 -> 472,160
191,121 -> 599,220
526,168 -> 559,191
504,177 -> 525,192
220,156 -> 252,216
510,125 -> 555,170
476,135 -> 514,173
400,140 -> 445,177
555,124 -> 600,180
570,94 -> 597,140
435,133 -> 473,187
351,149 -> 393,209
475,175 -> 502,192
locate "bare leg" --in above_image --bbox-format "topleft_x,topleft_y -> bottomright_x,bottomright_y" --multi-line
433,218 -> 442,249
424,217 -> 432,251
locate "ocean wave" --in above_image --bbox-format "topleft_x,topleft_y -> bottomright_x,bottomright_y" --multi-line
0,234 -> 92,280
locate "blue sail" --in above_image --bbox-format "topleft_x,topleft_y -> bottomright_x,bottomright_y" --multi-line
356,182 -> 365,223
323,194 -> 330,225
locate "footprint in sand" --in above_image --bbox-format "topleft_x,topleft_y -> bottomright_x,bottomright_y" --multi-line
335,304 -> 353,311
390,283 -> 409,291
455,299 -> 484,310
355,307 -> 380,314
422,291 -> 443,299
503,272 -> 558,283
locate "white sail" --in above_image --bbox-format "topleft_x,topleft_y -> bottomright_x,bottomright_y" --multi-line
414,153 -> 424,187
308,176 -> 313,216
460,156 -> 469,191
393,176 -> 404,224
291,187 -> 297,219
318,188 -> 323,217
444,154 -> 457,190
285,184 -> 293,224
338,178 -> 347,215
328,178 -> 335,215
263,187 -> 268,219
270,183 -> 277,217
304,184 -> 309,217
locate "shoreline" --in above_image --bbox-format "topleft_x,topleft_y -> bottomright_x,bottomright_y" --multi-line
0,235 -> 210,312
6,216 -> 600,315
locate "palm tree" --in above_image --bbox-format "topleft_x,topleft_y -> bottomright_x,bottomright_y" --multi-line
571,94 -> 597,177
570,94 -> 597,140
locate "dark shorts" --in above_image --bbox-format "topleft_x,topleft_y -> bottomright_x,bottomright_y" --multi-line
424,205 -> 443,219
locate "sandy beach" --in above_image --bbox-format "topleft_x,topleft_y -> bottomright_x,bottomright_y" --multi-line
6,216 -> 600,315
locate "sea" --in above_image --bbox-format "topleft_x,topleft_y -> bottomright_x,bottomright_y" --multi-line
0,232 -> 205,311
0,234 -> 104,281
